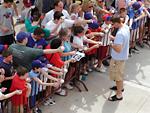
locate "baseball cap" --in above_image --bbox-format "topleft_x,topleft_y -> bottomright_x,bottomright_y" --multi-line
0,44 -> 8,53
31,60 -> 45,68
102,14 -> 112,21
132,2 -> 141,10
88,21 -> 99,29
16,32 -> 29,42
84,12 -> 93,20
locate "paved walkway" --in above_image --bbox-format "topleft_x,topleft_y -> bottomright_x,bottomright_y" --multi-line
41,47 -> 150,113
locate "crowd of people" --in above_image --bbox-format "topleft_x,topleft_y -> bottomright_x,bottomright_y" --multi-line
0,0 -> 150,113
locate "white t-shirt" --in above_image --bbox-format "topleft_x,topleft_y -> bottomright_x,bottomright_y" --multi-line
73,36 -> 87,51
45,19 -> 75,36
41,9 -> 70,26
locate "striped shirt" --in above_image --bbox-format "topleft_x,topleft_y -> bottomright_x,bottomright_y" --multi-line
101,23 -> 112,46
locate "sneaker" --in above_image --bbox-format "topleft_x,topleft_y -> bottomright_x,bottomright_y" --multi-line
83,71 -> 88,75
96,67 -> 106,73
88,68 -> 93,72
133,47 -> 139,51
55,89 -> 67,96
35,107 -> 42,113
65,84 -> 73,90
110,86 -> 124,92
129,48 -> 132,57
101,64 -> 107,70
102,60 -> 110,66
48,99 -> 56,105
44,100 -> 50,106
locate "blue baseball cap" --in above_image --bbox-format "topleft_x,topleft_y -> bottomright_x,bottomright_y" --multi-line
84,12 -> 93,20
16,32 -> 29,42
88,21 -> 99,29
132,2 -> 141,10
31,60 -> 45,68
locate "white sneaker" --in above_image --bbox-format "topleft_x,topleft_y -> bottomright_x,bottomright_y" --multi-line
48,98 -> 56,105
88,68 -> 93,72
65,84 -> 73,90
96,67 -> 106,73
101,64 -> 107,70
44,100 -> 50,106
83,71 -> 88,75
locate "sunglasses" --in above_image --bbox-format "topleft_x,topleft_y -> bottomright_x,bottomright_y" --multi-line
89,6 -> 93,8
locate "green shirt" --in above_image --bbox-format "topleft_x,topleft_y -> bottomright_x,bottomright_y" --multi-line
9,44 -> 43,71
25,18 -> 50,38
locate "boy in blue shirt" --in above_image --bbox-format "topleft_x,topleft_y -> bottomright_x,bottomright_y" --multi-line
29,60 -> 62,112
128,1 -> 145,55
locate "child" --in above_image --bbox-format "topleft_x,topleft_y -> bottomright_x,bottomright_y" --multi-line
10,66 -> 31,113
45,38 -> 76,95
96,14 -> 112,72
29,60 -> 61,112
128,2 -> 145,55
0,68 -> 22,113
119,8 -> 129,25
72,25 -> 101,76
86,21 -> 104,72
0,68 -> 22,101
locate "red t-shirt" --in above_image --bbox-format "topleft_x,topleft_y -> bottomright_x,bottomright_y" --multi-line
45,45 -> 64,77
10,74 -> 27,106
86,27 -> 102,55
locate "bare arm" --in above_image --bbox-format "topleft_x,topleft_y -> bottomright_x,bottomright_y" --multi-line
43,46 -> 64,54
111,44 -> 123,53
134,12 -> 146,21
32,77 -> 56,86
61,51 -> 76,57
41,69 -> 58,82
4,76 -> 14,81
0,90 -> 21,100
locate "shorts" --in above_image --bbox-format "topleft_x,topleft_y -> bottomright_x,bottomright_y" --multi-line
97,46 -> 109,60
109,59 -> 125,81
0,34 -> 15,45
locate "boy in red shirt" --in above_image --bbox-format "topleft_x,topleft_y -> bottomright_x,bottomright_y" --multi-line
10,66 -> 31,113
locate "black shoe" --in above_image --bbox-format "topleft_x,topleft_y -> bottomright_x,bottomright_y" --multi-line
35,107 -> 42,113
110,86 -> 124,92
102,60 -> 110,66
133,47 -> 139,51
108,95 -> 123,101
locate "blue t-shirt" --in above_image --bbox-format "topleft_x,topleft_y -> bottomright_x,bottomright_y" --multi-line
62,41 -> 72,61
0,56 -> 3,63
29,70 -> 39,96
111,24 -> 130,60
26,34 -> 48,49
128,7 -> 143,29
